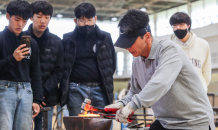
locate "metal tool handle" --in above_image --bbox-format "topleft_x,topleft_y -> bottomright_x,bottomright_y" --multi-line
105,117 -> 153,121
104,114 -> 153,117
41,107 -> 51,130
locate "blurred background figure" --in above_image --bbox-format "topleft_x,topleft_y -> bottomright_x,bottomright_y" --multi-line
170,12 -> 211,92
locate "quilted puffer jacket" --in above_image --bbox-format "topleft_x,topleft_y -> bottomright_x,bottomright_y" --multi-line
60,25 -> 116,107
25,24 -> 64,106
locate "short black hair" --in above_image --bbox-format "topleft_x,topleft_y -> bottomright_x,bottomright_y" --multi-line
30,1 -> 53,17
6,0 -> 31,20
169,12 -> 192,31
118,9 -> 149,34
74,2 -> 96,19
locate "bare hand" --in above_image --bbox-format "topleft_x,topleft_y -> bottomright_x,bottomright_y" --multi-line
42,101 -> 46,106
40,97 -> 46,108
32,103 -> 40,118
13,44 -> 30,61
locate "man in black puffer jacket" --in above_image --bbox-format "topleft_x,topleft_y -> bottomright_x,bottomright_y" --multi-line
60,2 -> 116,117
25,1 -> 63,130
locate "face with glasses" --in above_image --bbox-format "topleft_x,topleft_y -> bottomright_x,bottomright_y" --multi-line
172,23 -> 190,31
74,16 -> 97,26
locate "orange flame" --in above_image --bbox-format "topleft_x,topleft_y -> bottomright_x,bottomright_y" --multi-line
78,111 -> 101,117
78,114 -> 100,117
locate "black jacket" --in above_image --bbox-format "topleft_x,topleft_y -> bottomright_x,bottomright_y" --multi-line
0,27 -> 43,105
25,24 -> 64,106
60,25 -> 116,107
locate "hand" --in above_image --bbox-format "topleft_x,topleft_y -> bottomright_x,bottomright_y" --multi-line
32,103 -> 40,118
13,44 -> 30,61
104,102 -> 124,113
115,103 -> 134,123
40,97 -> 46,108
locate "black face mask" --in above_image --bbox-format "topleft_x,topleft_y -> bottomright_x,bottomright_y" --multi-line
174,29 -> 188,39
78,25 -> 95,36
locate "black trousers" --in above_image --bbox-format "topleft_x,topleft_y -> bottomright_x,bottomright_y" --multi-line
149,120 -> 169,130
149,120 -> 211,130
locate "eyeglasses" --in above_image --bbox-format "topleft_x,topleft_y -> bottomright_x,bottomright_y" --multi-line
77,17 -> 95,26
171,23 -> 186,29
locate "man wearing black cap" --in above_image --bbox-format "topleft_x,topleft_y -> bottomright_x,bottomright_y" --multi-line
104,9 -> 215,130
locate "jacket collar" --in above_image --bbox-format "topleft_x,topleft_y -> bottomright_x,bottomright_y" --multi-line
4,26 -> 23,38
27,23 -> 50,41
70,24 -> 106,43
141,38 -> 160,60
76,27 -> 96,38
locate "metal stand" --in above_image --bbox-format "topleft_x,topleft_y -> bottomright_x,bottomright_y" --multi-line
143,108 -> 146,127
207,93 -> 218,127
207,93 -> 215,107
41,107 -> 51,130
56,105 -> 63,130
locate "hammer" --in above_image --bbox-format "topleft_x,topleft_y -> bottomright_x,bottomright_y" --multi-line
80,98 -> 105,114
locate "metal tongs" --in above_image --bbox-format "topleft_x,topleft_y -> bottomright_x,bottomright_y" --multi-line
80,98 -> 153,121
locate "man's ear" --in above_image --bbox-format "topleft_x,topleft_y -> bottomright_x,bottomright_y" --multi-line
74,18 -> 77,24
187,25 -> 190,31
94,16 -> 97,23
144,32 -> 151,43
6,13 -> 10,20
30,17 -> 33,21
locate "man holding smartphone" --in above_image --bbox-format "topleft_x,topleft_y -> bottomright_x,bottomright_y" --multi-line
0,1 -> 43,130
25,1 -> 64,130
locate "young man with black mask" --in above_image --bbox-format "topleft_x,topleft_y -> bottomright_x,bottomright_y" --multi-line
24,1 -> 64,130
0,1 -> 42,130
170,12 -> 211,92
60,2 -> 116,117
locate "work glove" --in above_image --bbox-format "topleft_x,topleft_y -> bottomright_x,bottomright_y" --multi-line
115,103 -> 134,123
104,102 -> 124,113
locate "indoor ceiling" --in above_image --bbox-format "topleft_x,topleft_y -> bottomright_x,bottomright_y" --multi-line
0,0 -> 198,21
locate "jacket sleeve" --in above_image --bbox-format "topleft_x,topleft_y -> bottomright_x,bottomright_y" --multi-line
0,55 -> 19,75
30,40 -> 43,105
59,37 -> 68,106
119,74 -> 141,106
128,45 -> 183,111
202,44 -> 211,86
109,34 -> 116,73
43,40 -> 64,96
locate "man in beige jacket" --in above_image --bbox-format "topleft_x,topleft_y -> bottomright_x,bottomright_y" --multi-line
170,12 -> 211,92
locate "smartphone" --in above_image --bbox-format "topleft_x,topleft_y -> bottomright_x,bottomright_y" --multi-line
21,36 -> 31,56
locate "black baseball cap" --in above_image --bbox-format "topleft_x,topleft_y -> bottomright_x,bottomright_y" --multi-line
114,24 -> 151,48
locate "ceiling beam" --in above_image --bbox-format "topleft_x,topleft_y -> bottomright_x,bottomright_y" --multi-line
0,2 -> 6,8
147,0 -> 188,4
0,0 -> 190,20
161,0 -> 188,3
52,4 -> 127,12
143,4 -> 171,8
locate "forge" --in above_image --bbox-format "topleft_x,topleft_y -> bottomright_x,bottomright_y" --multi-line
63,116 -> 112,130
